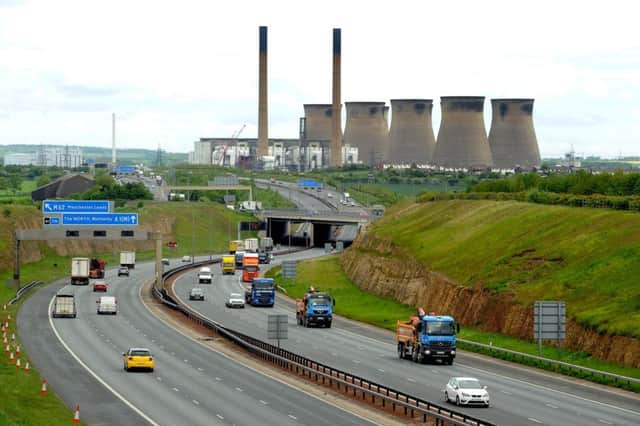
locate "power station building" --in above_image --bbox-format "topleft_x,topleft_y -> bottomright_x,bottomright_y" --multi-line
343,102 -> 389,166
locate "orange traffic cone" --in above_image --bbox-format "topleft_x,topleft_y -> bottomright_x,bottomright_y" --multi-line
3,336 -> 7,345
7,314 -> 10,322
16,344 -> 20,356
11,333 -> 15,341
25,360 -> 30,372
16,358 -> 21,369
41,379 -> 47,395
8,351 -> 14,363
5,344 -> 10,354
73,405 -> 80,424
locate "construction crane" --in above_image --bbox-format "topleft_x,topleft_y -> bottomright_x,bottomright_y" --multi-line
221,124 -> 246,166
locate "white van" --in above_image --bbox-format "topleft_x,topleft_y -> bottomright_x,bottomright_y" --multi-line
198,267 -> 212,284
96,296 -> 117,315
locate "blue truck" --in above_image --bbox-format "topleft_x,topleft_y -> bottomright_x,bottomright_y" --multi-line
245,278 -> 275,307
296,291 -> 334,328
396,310 -> 459,365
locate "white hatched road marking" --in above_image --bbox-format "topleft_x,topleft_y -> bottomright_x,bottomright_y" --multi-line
528,418 -> 543,424
173,387 -> 179,392
598,420 -> 613,425
288,414 -> 297,420
192,400 -> 199,405
545,403 -> 558,409
260,400 -> 268,405
216,414 -> 224,420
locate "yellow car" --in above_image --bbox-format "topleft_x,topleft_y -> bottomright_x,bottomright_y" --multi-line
123,348 -> 154,372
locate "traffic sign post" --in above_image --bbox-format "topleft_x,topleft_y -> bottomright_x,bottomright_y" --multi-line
61,213 -> 139,226
43,200 -> 111,213
534,301 -> 566,356
267,314 -> 288,348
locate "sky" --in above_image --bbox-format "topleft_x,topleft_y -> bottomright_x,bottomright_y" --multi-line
0,0 -> 639,158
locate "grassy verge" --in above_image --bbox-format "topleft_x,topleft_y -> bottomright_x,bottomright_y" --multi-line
266,256 -> 640,392
1,279 -> 86,425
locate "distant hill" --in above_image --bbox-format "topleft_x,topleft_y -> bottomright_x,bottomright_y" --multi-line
0,144 -> 188,166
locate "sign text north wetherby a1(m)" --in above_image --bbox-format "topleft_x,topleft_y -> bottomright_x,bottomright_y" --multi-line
61,213 -> 139,226
42,200 -> 111,213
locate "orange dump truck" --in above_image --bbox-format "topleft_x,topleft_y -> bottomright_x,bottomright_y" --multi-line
242,253 -> 260,283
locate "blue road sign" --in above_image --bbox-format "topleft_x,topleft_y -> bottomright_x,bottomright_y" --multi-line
43,200 -> 111,213
61,213 -> 138,226
43,216 -> 60,225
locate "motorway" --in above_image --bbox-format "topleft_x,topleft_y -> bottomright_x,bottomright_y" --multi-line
18,257 -> 375,426
173,252 -> 640,426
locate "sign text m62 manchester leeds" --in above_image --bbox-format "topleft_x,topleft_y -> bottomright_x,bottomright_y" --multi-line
43,200 -> 111,213
62,213 -> 138,226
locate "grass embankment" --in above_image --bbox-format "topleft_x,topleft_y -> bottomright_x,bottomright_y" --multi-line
372,200 -> 640,338
0,201 -> 265,425
266,256 -> 640,391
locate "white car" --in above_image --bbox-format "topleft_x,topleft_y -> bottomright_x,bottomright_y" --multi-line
444,377 -> 490,407
225,292 -> 245,309
182,255 -> 192,263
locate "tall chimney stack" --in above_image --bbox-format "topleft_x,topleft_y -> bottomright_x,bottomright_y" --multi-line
258,26 -> 269,157
111,112 -> 116,165
330,28 -> 343,167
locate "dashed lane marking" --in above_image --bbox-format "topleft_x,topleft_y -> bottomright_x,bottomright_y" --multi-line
528,418 -> 543,424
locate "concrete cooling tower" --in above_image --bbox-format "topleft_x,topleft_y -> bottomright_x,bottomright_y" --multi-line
488,99 -> 541,169
343,102 -> 389,166
387,99 -> 436,164
303,104 -> 333,141
432,96 -> 493,168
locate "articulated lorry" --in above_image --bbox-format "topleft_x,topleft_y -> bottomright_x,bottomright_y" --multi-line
242,253 -> 260,283
296,290 -> 334,328
396,308 -> 459,365
259,237 -> 274,252
245,278 -> 275,307
221,255 -> 235,275
89,258 -> 106,279
120,251 -> 136,269
70,257 -> 90,285
52,287 -> 77,318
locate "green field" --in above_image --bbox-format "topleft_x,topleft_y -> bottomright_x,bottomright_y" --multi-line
370,199 -> 640,338
266,256 -> 640,387
0,179 -> 36,199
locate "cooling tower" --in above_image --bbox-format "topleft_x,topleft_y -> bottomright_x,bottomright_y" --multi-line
330,28 -> 343,167
343,102 -> 389,166
304,104 -> 333,140
488,99 -> 541,169
258,26 -> 268,157
387,99 -> 436,164
432,96 -> 492,168
383,106 -> 389,129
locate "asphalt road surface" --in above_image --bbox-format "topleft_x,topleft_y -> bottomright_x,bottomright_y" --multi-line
18,257 -> 374,426
174,251 -> 640,426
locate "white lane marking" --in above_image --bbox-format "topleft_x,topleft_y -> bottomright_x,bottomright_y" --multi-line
184,359 -> 188,363
598,420 -> 613,425
259,400 -> 268,405
157,377 -> 162,382
501,390 -> 513,395
353,359 -> 360,364
197,367 -> 203,371
431,369 -> 439,374
545,403 -> 558,409
407,377 -> 416,382
173,387 -> 179,392
377,368 -> 385,373
192,400 -> 199,405
215,377 -> 222,381
288,414 -> 297,420
216,414 -> 224,420
235,387 -> 243,392
48,295 -> 159,426
528,418 -> 543,423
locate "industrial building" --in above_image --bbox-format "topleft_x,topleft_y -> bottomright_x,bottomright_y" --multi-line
3,146 -> 83,168
343,102 -> 389,166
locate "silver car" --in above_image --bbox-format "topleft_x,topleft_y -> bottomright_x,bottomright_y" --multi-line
225,292 -> 245,308
189,287 -> 205,301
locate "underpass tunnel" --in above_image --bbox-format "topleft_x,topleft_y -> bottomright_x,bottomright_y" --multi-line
267,218 -> 357,249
